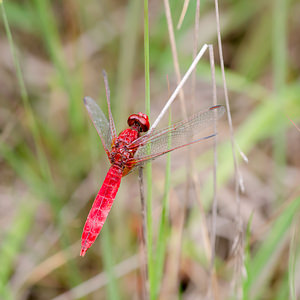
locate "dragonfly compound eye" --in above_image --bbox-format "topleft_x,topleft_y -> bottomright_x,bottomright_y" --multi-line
127,112 -> 150,132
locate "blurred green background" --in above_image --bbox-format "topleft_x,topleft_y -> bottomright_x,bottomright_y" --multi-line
0,0 -> 300,299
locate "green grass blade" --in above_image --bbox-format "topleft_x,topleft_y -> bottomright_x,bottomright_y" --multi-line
0,142 -> 84,290
0,199 -> 37,299
288,223 -> 297,300
32,0 -> 84,133
101,225 -> 121,300
242,213 -> 254,298
243,197 -> 300,300
0,0 -> 52,183
0,1 -> 36,31
274,271 -> 289,300
1,3 -> 86,286
144,0 -> 154,298
0,1 -> 27,102
153,110 -> 172,297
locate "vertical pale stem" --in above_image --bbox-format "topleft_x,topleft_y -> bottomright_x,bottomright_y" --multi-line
138,168 -> 149,300
208,44 -> 220,300
214,0 -> 243,296
163,0 -> 187,118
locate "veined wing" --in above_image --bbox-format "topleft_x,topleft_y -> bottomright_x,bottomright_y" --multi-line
128,105 -> 225,163
83,96 -> 115,157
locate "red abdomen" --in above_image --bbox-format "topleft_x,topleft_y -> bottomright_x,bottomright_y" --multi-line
80,165 -> 122,256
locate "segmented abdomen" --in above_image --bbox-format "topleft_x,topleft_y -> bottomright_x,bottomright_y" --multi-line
80,165 -> 122,256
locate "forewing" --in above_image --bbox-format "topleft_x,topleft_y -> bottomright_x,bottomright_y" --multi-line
128,105 -> 225,163
83,96 -> 113,156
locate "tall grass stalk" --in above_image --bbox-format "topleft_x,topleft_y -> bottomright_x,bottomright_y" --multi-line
0,198 -> 36,300
32,0 -> 84,132
153,109 -> 172,298
0,0 -> 52,183
143,0 -> 154,298
101,226 -> 121,300
288,223 -> 297,300
138,167 -> 148,299
243,196 -> 300,300
242,213 -> 253,299
214,0 -> 241,200
163,0 -> 187,118
208,45 -> 221,298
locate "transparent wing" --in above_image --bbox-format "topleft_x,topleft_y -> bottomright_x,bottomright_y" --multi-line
128,105 -> 225,164
102,70 -> 117,139
83,96 -> 114,156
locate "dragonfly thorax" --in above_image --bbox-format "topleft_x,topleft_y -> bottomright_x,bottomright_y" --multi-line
109,128 -> 140,173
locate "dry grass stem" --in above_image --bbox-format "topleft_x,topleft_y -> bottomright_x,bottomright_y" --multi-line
52,255 -> 139,300
11,168 -> 100,291
163,0 -> 187,119
138,167 -> 149,300
213,0 -> 244,295
161,2 -> 216,297
286,115 -> 300,132
208,44 -> 220,299
162,1 -> 188,295
150,44 -> 208,131
23,242 -> 80,287
191,0 -> 200,113
177,0 -> 190,29
160,207 -> 185,298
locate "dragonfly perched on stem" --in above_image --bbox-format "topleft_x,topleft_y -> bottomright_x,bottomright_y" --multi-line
80,71 -> 225,256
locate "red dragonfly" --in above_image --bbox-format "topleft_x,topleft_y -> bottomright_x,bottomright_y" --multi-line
80,76 -> 225,256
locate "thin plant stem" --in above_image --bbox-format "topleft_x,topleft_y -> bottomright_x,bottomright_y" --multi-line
214,0 -> 243,263
177,0 -> 190,29
209,44 -> 220,300
163,0 -> 187,118
52,255 -> 139,300
286,115 -> 300,132
143,0 -> 153,297
193,5 -> 219,298
144,0 -> 151,116
288,222 -> 296,300
154,77 -> 172,298
191,0 -> 200,114
150,44 -> 208,131
0,0 -> 52,183
209,44 -> 218,267
214,0 -> 240,213
214,0 -> 244,295
138,167 -> 149,300
162,4 -> 212,296
101,226 -> 121,300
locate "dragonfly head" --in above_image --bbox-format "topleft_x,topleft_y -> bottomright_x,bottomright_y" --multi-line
127,112 -> 150,133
